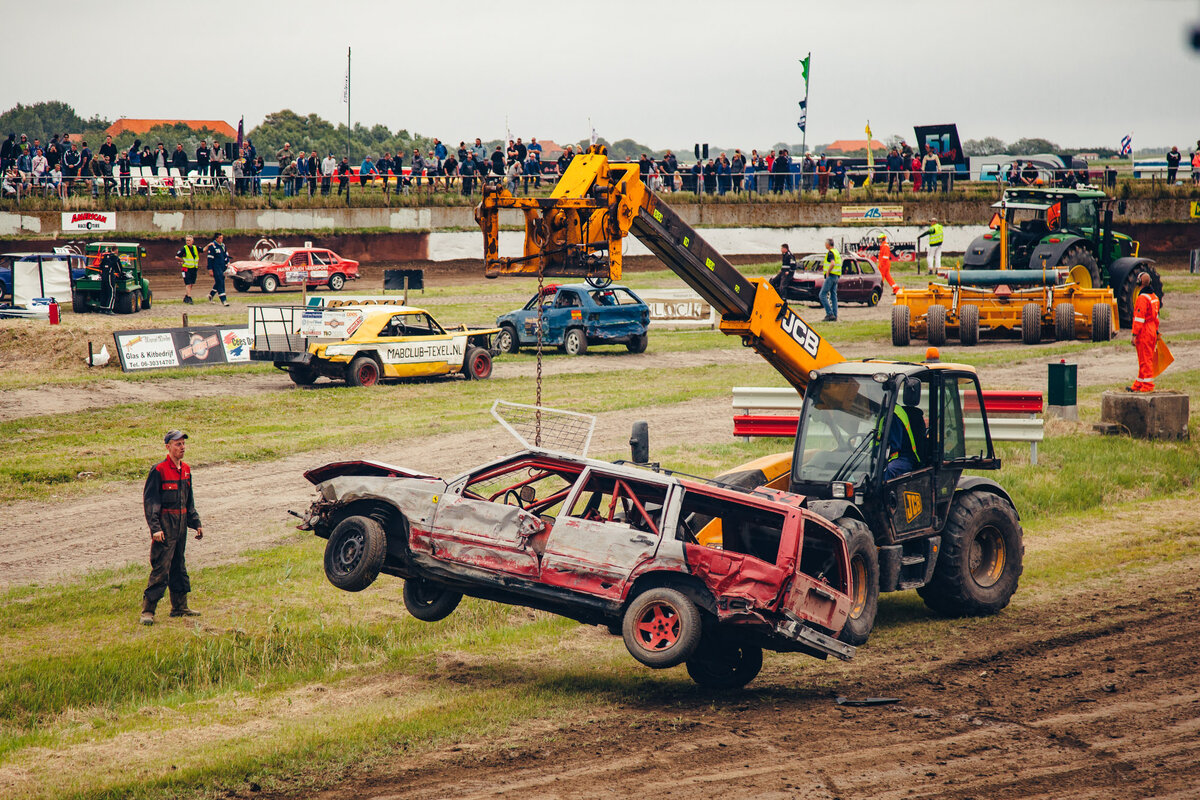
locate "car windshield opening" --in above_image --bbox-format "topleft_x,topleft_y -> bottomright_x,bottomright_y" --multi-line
795,375 -> 887,485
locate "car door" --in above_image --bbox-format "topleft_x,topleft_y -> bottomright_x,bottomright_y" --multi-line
374,311 -> 466,378
306,251 -> 330,283
513,292 -> 547,345
838,259 -> 862,301
426,458 -> 580,580
539,468 -> 672,600
284,251 -> 310,286
587,287 -> 648,341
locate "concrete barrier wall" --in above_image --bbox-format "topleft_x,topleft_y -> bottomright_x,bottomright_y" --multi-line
1,197 -> 1195,239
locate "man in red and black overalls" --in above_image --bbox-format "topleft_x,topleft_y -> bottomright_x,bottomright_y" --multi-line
141,430 -> 204,625
1129,272 -> 1160,393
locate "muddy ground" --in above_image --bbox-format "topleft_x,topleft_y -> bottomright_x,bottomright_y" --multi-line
2,261 -> 1197,799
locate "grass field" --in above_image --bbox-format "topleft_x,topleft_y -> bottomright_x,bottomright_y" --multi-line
2,405 -> 1198,799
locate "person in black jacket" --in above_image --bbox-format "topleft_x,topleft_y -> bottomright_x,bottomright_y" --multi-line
171,144 -> 188,175
1166,146 -> 1181,184
140,430 -> 204,625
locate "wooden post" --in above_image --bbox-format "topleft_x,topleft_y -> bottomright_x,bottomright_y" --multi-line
88,341 -> 94,367
182,313 -> 189,327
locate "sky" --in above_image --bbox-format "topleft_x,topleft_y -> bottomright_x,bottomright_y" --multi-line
7,0 -> 1200,151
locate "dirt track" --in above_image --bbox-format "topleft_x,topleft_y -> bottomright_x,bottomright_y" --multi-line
310,574 -> 1200,800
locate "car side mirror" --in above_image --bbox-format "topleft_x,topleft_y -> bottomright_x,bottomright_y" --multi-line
902,378 -> 922,407
629,421 -> 649,464
519,485 -> 537,503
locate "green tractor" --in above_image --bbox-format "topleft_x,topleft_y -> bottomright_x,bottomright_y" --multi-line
72,242 -> 154,314
960,186 -> 1161,328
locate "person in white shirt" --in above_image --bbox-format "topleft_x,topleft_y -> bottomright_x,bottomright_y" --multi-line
321,154 -> 337,195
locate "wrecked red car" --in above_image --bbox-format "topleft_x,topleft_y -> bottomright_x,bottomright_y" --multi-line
301,449 -> 855,688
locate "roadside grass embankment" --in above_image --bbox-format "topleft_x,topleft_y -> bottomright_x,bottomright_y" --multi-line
2,395 -> 1199,799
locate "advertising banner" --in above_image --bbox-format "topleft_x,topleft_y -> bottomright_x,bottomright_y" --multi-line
297,308 -> 362,339
114,326 -> 252,371
61,211 -> 116,231
841,205 -> 904,224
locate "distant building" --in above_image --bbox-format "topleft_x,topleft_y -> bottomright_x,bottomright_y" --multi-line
105,118 -> 238,140
824,138 -> 887,155
537,139 -> 567,161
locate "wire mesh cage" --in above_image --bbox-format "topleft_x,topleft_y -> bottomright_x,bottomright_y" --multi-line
490,400 -> 597,457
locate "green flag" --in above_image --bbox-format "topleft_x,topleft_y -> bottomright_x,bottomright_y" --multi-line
800,54 -> 811,92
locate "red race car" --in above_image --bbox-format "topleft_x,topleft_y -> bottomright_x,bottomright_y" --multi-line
230,247 -> 360,294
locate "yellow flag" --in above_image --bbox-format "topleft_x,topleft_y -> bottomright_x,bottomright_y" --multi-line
864,121 -> 874,186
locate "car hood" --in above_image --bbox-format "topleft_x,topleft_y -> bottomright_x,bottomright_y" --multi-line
304,459 -> 440,484
230,260 -> 274,271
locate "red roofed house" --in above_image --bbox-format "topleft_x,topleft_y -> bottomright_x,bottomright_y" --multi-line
824,139 -> 887,155
106,118 -> 238,139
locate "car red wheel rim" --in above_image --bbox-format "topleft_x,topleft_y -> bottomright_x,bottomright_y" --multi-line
634,601 -> 680,651
473,353 -> 490,377
359,362 -> 378,386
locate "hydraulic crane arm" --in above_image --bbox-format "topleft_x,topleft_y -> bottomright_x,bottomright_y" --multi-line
476,146 -> 843,393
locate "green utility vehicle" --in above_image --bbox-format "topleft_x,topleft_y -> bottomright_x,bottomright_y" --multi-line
72,242 -> 153,314
960,186 -> 1161,327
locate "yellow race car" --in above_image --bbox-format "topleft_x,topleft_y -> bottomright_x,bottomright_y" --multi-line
250,304 -> 499,386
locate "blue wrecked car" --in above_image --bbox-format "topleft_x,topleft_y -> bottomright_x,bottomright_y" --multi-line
495,283 -> 650,355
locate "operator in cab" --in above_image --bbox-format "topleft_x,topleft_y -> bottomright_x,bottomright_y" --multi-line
883,406 -> 923,480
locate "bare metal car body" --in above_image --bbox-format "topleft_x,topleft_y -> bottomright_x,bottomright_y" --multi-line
301,449 -> 856,688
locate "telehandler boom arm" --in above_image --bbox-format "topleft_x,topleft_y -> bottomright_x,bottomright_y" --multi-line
476,147 -> 843,393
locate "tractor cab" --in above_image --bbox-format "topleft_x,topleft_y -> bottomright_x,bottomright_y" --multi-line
790,361 -> 999,544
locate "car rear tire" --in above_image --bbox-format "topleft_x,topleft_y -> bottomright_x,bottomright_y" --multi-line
329,273 -> 346,291
917,491 -> 1023,617
926,304 -> 947,347
836,518 -> 879,646
323,515 -> 387,592
959,304 -> 980,346
403,578 -> 463,622
233,278 -> 251,293
867,286 -> 882,307
891,305 -> 910,347
562,328 -> 588,356
260,274 -> 278,293
1091,302 -> 1113,342
496,325 -> 519,354
622,587 -> 703,668
288,365 -> 317,386
346,355 -> 380,387
1021,303 -> 1042,345
626,333 -> 649,353
464,346 -> 492,380
1054,302 -> 1076,341
685,640 -> 763,689
72,290 -> 87,314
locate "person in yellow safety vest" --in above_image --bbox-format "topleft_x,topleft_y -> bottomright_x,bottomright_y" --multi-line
175,234 -> 200,304
877,232 -> 898,294
820,238 -> 842,322
1128,271 -> 1160,392
884,406 -> 921,479
916,217 -> 944,275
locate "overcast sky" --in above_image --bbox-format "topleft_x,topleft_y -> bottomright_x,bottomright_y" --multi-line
9,0 -> 1200,151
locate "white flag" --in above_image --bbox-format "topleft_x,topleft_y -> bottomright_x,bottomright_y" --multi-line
590,127 -> 598,146
343,69 -> 349,103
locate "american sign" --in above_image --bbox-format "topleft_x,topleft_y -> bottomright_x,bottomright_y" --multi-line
61,211 -> 116,231
840,205 -> 903,224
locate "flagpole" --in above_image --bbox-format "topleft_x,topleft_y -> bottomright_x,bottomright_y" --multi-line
346,46 -> 352,207
800,52 -> 810,158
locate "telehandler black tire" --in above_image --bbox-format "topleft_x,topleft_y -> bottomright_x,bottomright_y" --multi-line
917,491 -> 1023,617
836,517 -> 879,646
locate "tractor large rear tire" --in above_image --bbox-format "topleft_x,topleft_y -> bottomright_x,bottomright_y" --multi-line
836,518 -> 879,646
917,491 -> 1023,617
1021,303 -> 1042,345
1058,245 -> 1101,289
926,305 -> 946,347
1091,302 -> 1113,342
1114,262 -> 1161,330
1054,303 -> 1076,341
891,305 -> 911,347
958,304 -> 979,346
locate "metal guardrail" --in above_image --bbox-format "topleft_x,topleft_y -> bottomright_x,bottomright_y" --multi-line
731,386 -> 1045,465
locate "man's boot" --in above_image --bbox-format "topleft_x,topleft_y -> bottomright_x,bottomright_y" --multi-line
140,596 -> 156,626
169,592 -> 200,618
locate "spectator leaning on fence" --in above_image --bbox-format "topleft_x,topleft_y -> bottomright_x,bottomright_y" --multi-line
321,153 -> 336,195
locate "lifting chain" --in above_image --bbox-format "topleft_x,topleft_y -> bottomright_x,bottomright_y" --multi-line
534,257 -> 544,447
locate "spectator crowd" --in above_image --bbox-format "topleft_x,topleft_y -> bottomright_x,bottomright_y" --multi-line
3,130 -> 1199,202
